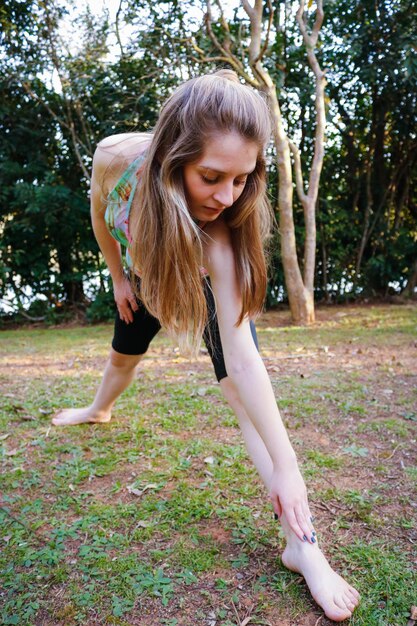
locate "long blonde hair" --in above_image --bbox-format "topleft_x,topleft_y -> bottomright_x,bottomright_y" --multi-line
129,69 -> 272,353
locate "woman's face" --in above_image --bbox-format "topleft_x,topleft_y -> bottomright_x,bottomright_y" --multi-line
182,132 -> 258,223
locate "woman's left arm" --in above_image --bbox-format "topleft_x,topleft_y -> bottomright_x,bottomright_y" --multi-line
204,219 -> 313,542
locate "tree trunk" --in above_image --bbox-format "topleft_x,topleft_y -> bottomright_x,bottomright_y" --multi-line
56,247 -> 86,305
203,0 -> 325,324
402,259 -> 417,299
268,87 -> 314,324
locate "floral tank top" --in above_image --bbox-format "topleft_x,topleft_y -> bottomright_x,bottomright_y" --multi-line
104,149 -> 208,275
104,151 -> 147,267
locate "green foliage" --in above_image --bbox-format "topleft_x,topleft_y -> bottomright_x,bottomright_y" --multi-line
317,0 -> 417,300
1,0 -> 416,319
86,288 -> 116,323
341,540 -> 416,625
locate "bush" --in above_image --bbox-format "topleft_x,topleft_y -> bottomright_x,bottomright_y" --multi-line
86,290 -> 116,323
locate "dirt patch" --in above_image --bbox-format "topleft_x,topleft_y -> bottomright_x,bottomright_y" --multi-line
1,305 -> 416,625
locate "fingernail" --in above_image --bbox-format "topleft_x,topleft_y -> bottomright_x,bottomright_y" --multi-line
311,536 -> 316,543
303,534 -> 308,541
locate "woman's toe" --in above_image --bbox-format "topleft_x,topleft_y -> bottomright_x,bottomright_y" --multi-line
333,593 -> 351,613
346,588 -> 360,605
349,586 -> 360,601
343,592 -> 356,611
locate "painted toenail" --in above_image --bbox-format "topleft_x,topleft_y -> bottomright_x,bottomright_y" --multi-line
311,536 -> 316,543
303,534 -> 308,541
274,513 -> 279,521
312,531 -> 316,536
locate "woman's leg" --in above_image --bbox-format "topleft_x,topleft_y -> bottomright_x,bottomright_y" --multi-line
220,377 -> 360,622
53,289 -> 161,427
52,349 -> 144,425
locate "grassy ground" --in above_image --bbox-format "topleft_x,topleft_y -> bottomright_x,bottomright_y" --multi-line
1,304 -> 416,626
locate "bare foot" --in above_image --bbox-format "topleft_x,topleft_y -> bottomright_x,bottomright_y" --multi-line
282,540 -> 360,622
51,407 -> 111,426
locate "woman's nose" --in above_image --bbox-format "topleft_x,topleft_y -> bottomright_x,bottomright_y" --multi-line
213,183 -> 235,208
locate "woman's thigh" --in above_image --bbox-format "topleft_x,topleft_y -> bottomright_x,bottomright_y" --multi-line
112,290 -> 162,356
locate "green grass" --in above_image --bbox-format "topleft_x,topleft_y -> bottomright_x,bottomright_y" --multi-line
1,304 -> 416,625
341,541 -> 415,626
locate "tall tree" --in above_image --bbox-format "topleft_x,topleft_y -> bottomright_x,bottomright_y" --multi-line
0,0 -> 180,315
319,0 -> 417,298
191,0 -> 327,323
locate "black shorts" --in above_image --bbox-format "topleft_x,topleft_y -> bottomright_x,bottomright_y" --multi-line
112,278 -> 258,382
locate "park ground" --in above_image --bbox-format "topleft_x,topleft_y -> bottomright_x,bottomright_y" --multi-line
0,303 -> 416,626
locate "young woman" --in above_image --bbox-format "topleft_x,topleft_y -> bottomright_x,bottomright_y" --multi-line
53,70 -> 360,621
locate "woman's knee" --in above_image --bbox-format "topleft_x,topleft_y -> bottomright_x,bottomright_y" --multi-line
109,348 -> 144,370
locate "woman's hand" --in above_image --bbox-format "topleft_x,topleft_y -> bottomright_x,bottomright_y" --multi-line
113,276 -> 139,324
269,463 -> 316,543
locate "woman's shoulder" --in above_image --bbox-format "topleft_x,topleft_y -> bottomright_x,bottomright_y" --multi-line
203,217 -> 235,274
92,132 -> 153,194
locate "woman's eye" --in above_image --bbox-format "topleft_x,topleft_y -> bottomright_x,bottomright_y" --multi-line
235,179 -> 247,186
202,176 -> 218,184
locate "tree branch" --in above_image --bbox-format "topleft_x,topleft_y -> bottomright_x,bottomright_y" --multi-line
296,0 -> 326,204
240,0 -> 274,89
115,0 -> 125,56
205,1 -> 246,73
192,4 -> 260,87
253,0 -> 274,65
288,140 -> 307,205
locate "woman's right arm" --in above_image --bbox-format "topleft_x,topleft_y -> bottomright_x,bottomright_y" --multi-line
90,145 -> 138,323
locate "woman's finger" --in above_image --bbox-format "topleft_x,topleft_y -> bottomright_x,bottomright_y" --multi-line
302,504 -> 316,543
295,507 -> 315,544
285,508 -> 305,542
270,493 -> 282,518
118,307 -> 132,324
129,297 -> 139,312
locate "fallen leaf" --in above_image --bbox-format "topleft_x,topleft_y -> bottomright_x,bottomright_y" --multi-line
3,535 -> 12,543
142,483 -> 158,492
204,456 -> 215,464
342,445 -> 369,457
411,606 -> 417,619
0,433 -> 10,441
127,483 -> 158,497
4,448 -> 18,456
135,520 -> 150,528
206,611 -> 216,626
